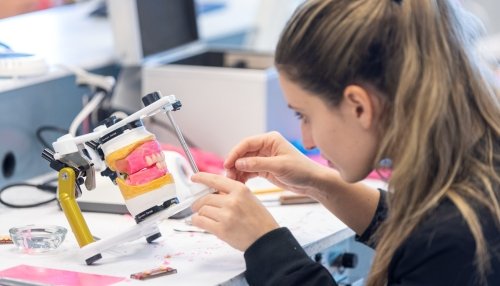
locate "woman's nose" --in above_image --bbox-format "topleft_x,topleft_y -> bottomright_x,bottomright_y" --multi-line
301,127 -> 316,150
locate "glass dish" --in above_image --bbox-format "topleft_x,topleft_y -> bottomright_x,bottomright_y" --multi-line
9,225 -> 67,253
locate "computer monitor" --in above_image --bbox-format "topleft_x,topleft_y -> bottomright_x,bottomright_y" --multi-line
106,0 -> 199,66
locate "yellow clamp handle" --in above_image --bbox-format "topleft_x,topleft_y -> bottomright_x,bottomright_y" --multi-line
58,167 -> 94,248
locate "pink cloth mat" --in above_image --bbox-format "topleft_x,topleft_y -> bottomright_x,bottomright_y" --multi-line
0,264 -> 125,286
162,144 -> 225,174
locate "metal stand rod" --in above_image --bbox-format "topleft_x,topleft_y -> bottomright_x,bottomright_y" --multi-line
165,111 -> 199,173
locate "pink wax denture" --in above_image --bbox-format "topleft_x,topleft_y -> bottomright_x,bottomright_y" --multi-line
115,140 -> 168,185
127,166 -> 168,185
115,141 -> 164,174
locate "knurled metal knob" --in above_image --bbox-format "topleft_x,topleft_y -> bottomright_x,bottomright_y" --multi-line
142,91 -> 161,107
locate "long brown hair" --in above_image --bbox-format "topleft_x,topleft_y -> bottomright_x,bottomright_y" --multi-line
275,0 -> 500,285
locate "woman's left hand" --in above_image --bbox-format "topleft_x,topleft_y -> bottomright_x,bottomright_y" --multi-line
190,172 -> 279,251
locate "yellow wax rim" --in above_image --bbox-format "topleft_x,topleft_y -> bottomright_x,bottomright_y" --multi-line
117,173 -> 175,200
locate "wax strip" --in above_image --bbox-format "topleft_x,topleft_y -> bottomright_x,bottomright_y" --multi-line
130,266 -> 177,280
0,235 -> 13,244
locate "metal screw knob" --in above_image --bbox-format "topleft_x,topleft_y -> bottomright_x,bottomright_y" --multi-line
142,91 -> 161,107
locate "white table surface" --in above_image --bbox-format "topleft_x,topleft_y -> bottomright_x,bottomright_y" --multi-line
0,174 -> 385,286
0,0 -> 115,93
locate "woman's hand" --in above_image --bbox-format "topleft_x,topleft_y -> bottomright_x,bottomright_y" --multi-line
190,172 -> 279,252
224,131 -> 325,196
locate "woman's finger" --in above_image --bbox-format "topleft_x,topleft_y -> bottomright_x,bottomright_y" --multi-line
191,213 -> 219,235
197,205 -> 223,222
224,134 -> 270,169
191,193 -> 227,211
191,172 -> 246,195
234,156 -> 283,174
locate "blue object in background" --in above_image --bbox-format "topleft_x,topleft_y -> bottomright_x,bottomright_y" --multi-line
289,139 -> 321,156
196,1 -> 226,15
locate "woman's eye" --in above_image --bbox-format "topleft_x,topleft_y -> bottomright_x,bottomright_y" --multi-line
295,111 -> 309,124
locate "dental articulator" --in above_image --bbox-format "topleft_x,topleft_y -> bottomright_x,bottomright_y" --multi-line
42,90 -> 212,265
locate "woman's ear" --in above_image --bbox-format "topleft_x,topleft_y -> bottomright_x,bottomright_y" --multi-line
341,85 -> 378,130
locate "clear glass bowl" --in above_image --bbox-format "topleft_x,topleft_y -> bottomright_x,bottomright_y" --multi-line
9,225 -> 67,253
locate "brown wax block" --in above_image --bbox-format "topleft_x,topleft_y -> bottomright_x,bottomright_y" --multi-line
279,193 -> 318,205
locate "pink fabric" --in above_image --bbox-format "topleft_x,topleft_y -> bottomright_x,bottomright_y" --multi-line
161,144 -> 224,174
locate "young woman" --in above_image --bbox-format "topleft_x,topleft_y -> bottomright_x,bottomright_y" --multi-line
190,0 -> 500,285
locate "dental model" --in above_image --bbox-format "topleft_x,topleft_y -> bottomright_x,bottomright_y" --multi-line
43,93 -> 212,265
101,119 -> 179,223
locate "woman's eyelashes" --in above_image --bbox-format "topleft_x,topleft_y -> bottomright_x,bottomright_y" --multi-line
294,111 -> 304,120
295,111 -> 309,124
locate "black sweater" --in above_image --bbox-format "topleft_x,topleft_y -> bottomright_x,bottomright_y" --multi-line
244,190 -> 500,285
